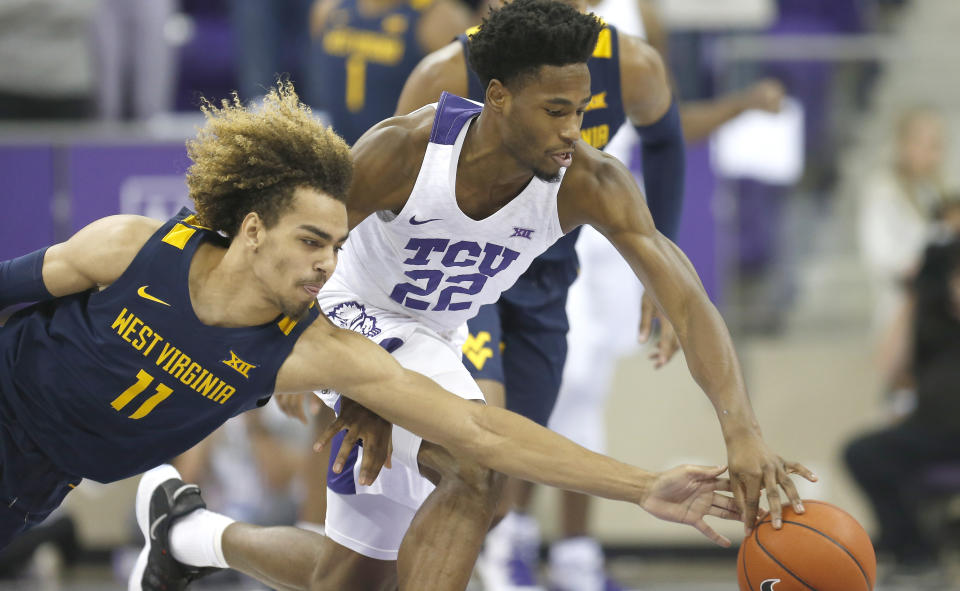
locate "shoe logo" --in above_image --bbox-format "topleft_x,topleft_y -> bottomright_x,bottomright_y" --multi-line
149,514 -> 167,541
222,351 -> 257,378
761,579 -> 780,591
409,216 -> 442,225
137,285 -> 171,307
510,227 -> 534,239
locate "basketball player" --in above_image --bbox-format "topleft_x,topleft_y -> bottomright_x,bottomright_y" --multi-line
391,4 -> 684,588
129,1 -> 813,590
308,0 -> 473,143
386,1 -> 786,588
0,80 -> 738,586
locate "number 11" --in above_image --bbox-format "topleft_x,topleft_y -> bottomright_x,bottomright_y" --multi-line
111,369 -> 173,419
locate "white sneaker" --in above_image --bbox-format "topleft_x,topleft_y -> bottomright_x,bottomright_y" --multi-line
476,512 -> 544,590
548,537 -> 627,591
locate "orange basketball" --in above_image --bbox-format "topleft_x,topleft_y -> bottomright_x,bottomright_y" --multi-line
737,500 -> 876,591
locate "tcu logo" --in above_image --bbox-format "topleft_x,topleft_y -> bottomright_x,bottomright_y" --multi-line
389,238 -> 520,311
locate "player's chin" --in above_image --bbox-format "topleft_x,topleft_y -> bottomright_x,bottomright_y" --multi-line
532,163 -> 563,183
283,296 -> 313,319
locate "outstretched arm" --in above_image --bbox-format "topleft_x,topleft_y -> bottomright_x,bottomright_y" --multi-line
1,215 -> 159,310
560,153 -> 816,532
276,320 -> 740,544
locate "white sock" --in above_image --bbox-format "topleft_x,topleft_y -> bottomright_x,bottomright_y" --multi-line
295,520 -> 325,536
168,508 -> 234,569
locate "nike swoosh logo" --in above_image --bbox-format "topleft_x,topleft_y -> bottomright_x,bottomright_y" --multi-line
761,579 -> 780,591
409,216 -> 442,225
137,285 -> 171,307
149,514 -> 167,540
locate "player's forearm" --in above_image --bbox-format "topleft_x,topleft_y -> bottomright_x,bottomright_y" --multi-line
467,405 -> 654,504
371,369 -> 653,504
658,242 -> 760,440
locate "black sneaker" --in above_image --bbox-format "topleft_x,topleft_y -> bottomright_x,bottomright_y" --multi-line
129,465 -> 222,591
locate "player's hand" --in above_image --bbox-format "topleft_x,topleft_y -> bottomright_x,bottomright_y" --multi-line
274,392 -> 321,424
638,291 -> 680,369
743,78 -> 785,113
725,433 -> 817,534
315,397 -> 393,486
639,465 -> 740,547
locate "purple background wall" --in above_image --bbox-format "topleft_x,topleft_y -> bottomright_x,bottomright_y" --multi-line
0,147 -> 56,261
2,141 -> 719,301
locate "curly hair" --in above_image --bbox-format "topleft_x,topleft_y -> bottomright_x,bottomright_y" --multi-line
467,0 -> 602,89
186,80 -> 352,238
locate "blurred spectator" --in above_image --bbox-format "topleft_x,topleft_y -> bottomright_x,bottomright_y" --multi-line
93,0 -> 179,120
306,0 -> 474,144
173,404 -> 310,529
844,232 -> 960,577
0,0 -> 98,119
859,107 -> 950,368
227,0 -> 313,102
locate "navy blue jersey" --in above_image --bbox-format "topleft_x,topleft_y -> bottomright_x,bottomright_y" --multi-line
458,24 -> 625,292
312,0 -> 433,144
0,210 -> 318,483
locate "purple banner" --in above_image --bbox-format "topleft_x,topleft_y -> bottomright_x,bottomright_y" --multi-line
68,144 -> 191,232
0,146 -> 55,261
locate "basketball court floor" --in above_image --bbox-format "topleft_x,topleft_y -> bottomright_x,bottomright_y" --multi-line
0,555 -> 954,590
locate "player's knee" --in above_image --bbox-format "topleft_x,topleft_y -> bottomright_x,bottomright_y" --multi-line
419,442 -> 506,509
448,458 -> 506,513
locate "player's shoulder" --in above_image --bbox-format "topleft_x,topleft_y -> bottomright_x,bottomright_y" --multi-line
355,107 -> 434,159
350,108 -> 434,191
86,214 -> 165,250
418,39 -> 468,76
560,143 -> 633,206
397,39 -> 469,115
617,31 -> 665,78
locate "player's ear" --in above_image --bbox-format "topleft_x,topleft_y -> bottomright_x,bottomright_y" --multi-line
485,79 -> 509,113
238,212 -> 264,252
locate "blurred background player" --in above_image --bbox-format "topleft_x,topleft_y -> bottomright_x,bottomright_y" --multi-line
307,0 -> 474,144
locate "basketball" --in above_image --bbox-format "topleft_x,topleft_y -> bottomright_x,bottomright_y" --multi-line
737,500 -> 876,591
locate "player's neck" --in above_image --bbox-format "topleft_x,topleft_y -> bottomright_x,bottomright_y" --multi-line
186,243 -> 284,328
456,112 -> 535,211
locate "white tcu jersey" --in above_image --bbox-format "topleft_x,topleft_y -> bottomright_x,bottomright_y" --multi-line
330,92 -> 566,333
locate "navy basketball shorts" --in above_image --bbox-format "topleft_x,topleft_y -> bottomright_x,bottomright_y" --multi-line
463,264 -> 573,427
0,415 -> 80,550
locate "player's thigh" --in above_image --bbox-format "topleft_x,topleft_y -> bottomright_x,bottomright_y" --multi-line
323,486 -> 418,564
463,302 -> 505,398
500,302 -> 569,427
0,421 -> 78,551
